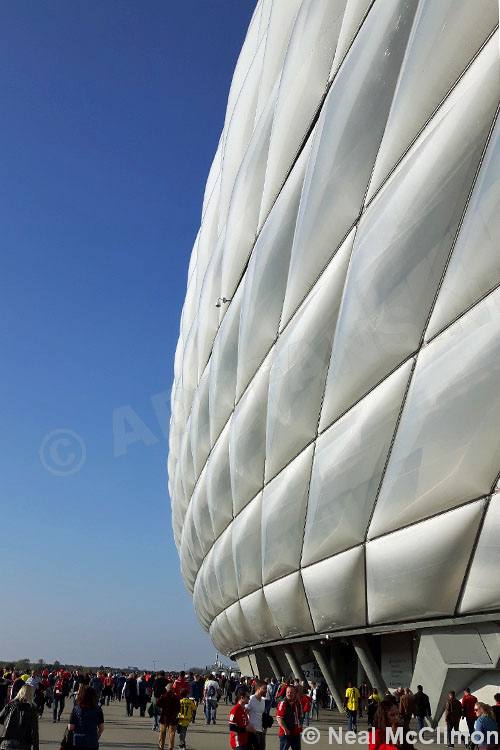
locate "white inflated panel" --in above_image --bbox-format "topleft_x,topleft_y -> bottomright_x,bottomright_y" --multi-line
367,501 -> 484,624
259,0 -> 347,227
281,0 -> 418,326
320,42 -> 500,428
302,360 -> 412,567
261,445 -> 314,585
265,231 -> 352,481
369,288 -> 500,538
459,496 -> 500,614
302,545 -> 366,631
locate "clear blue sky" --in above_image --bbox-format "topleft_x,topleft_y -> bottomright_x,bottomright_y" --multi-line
0,0 -> 255,670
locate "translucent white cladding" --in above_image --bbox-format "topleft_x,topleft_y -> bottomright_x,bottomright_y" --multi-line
302,546 -> 366,631
254,0 -> 302,123
369,288 -> 500,539
191,469 -> 215,559
223,1 -> 263,138
208,285 -> 242,445
202,546 -> 225,618
302,361 -> 413,568
218,37 -> 265,233
320,42 -> 500,429
196,233 -> 223,378
212,524 -> 238,610
426,114 -> 500,340
210,610 -> 233,655
239,588 -> 281,644
236,141 -> 311,399
179,423 -> 196,504
261,445 -> 314,586
264,571 -> 314,638
220,83 -> 277,305
280,0 -> 418,326
258,0 -> 348,227
180,505 -> 203,593
366,501 -> 485,624
329,0 -> 372,78
232,493 -> 262,598
206,419 -> 233,538
366,0 -> 498,202
230,355 -> 271,515
193,570 -> 213,631
265,232 -> 353,482
189,365 -> 211,480
224,599 -> 255,650
459,496 -> 500,614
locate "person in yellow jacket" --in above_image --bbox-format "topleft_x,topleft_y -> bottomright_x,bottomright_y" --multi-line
177,689 -> 196,749
344,682 -> 361,732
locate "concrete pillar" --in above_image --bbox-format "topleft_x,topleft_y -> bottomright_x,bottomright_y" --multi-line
264,649 -> 282,680
283,645 -> 306,681
352,636 -> 387,695
311,644 -> 344,710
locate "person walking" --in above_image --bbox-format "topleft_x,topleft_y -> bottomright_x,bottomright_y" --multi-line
492,694 -> 500,729
176,689 -> 196,750
152,671 -> 168,731
359,682 -> 370,719
399,688 -> 415,736
367,688 -> 381,729
445,691 -> 462,748
189,674 -> 203,723
67,686 -> 104,750
276,685 -> 302,750
344,682 -> 361,733
309,683 -> 319,722
124,674 -> 138,717
413,685 -> 431,731
247,680 -> 267,750
229,688 -> 250,750
203,674 -> 220,725
157,684 -> 180,750
0,684 -> 39,750
53,672 -> 69,723
473,702 -> 498,750
462,688 -> 479,748
102,674 -> 113,706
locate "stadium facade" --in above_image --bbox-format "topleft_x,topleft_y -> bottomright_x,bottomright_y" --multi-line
168,0 -> 500,719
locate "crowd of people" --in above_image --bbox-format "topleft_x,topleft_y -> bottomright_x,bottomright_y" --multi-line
0,666 -> 499,750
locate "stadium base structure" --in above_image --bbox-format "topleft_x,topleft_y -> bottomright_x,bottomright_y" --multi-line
235,620 -> 500,723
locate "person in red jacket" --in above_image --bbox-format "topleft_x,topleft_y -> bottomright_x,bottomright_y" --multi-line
462,688 -> 479,747
276,685 -> 302,750
301,692 -> 312,727
229,688 -> 250,749
369,698 -> 401,750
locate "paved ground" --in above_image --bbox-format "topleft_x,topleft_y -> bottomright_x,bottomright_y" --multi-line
38,699 -> 448,749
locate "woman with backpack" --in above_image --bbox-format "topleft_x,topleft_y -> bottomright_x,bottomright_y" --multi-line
0,684 -> 39,750
65,686 -> 104,750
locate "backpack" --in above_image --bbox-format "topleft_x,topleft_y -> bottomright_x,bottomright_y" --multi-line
206,684 -> 217,700
1,701 -> 33,746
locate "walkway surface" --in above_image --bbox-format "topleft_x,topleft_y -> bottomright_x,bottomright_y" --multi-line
38,700 -> 448,749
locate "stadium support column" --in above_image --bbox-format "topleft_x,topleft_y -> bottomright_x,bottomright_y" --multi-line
264,649 -> 282,680
311,644 -> 343,710
283,645 -> 306,681
352,636 -> 387,695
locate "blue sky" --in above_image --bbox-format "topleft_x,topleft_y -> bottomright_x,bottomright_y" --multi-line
0,0 -> 255,669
